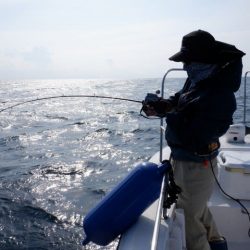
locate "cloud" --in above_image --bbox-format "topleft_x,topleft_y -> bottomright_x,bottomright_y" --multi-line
0,0 -> 249,79
21,46 -> 52,66
0,46 -> 53,79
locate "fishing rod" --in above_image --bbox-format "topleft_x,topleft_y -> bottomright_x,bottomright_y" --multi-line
0,95 -> 142,113
0,93 -> 162,120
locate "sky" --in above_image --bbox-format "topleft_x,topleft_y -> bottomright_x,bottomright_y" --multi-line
0,0 -> 250,79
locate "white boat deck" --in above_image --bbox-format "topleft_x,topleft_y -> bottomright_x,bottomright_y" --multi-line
209,134 -> 250,250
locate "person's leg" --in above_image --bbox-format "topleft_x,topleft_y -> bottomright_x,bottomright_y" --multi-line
173,159 -> 221,250
202,206 -> 221,240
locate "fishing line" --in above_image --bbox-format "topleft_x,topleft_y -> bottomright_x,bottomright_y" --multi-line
0,95 -> 142,113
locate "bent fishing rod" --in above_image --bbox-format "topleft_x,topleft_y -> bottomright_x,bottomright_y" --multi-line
0,93 -> 162,120
0,95 -> 142,113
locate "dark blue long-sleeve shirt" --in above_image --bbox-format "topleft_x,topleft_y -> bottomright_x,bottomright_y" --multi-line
165,59 -> 243,162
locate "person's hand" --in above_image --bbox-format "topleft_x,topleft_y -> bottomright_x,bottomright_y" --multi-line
142,93 -> 173,117
142,103 -> 158,117
150,99 -> 173,114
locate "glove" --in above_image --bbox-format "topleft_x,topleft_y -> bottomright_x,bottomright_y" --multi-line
142,93 -> 173,117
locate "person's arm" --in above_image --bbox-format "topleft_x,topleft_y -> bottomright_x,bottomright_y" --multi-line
166,88 -> 236,152
142,90 -> 183,117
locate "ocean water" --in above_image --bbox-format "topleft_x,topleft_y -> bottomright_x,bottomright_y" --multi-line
0,77 -> 249,250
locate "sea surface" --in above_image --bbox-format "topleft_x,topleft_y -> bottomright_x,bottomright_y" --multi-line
0,77 -> 249,250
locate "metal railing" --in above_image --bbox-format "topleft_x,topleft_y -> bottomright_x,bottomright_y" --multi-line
151,68 -> 184,250
244,71 -> 250,124
159,68 -> 184,162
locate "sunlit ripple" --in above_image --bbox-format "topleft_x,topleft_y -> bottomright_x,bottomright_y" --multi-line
1,78 -> 248,249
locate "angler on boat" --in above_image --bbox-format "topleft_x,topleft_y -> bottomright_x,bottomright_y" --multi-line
82,30 -> 249,250
141,29 -> 246,250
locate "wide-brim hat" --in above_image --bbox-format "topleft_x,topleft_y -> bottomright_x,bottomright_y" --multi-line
169,30 -> 245,63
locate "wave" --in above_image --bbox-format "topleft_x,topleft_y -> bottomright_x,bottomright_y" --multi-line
45,115 -> 69,121
40,166 -> 85,176
0,196 -> 58,223
0,136 -> 26,152
95,128 -> 110,133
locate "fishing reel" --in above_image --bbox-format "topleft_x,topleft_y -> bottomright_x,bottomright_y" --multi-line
144,93 -> 161,104
141,92 -> 161,118
140,91 -> 168,118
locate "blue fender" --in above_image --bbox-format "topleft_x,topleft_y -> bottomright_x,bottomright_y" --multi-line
82,161 -> 171,246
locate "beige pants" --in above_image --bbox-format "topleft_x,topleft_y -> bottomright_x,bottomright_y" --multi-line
172,159 -> 221,250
